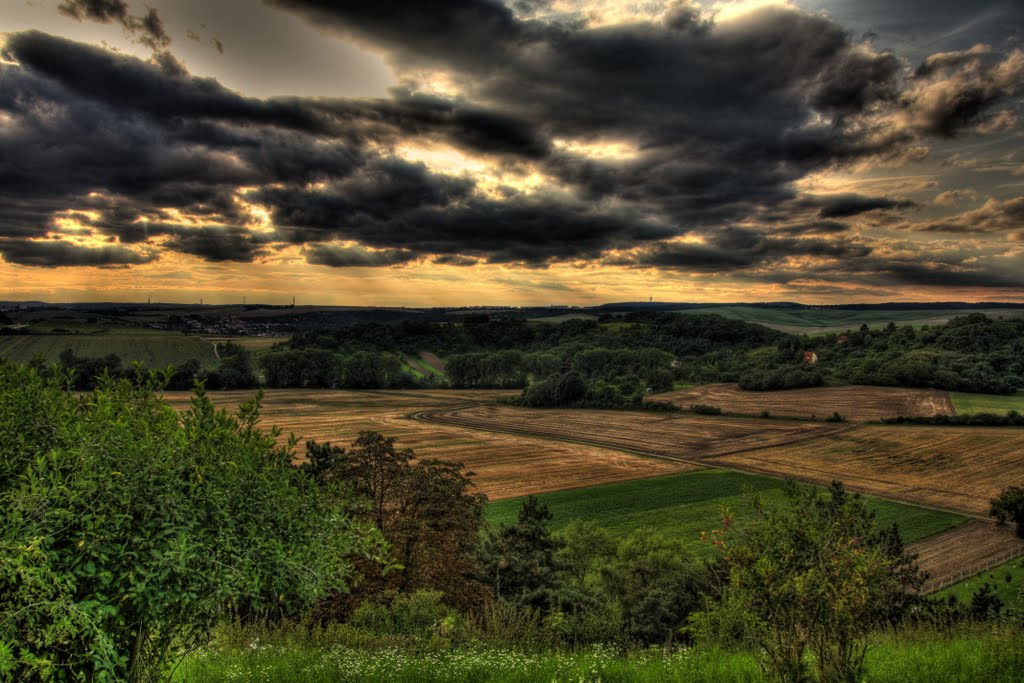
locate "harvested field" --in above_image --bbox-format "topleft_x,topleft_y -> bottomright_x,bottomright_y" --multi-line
162,389 -> 691,500
911,521 -> 1024,593
417,404 -> 840,461
201,336 -> 289,351
652,383 -> 954,422
709,425 -> 1024,516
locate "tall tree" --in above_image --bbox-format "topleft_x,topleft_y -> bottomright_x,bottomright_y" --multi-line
476,496 -> 565,610
305,432 -> 487,612
991,486 -> 1024,538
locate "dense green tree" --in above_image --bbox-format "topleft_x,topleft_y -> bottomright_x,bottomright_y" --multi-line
476,496 -> 565,610
0,364 -> 383,681
305,432 -> 488,612
599,529 -> 705,645
990,486 -> 1024,538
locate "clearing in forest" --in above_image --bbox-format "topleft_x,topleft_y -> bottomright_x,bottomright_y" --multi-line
653,383 -> 954,422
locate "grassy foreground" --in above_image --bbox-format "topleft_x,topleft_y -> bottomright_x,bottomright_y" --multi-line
178,627 -> 1024,682
937,556 -> 1024,607
484,470 -> 965,554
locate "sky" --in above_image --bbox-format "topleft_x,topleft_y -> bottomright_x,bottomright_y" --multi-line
0,0 -> 1023,306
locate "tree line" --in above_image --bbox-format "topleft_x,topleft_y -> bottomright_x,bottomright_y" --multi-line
13,311 -> 1024,401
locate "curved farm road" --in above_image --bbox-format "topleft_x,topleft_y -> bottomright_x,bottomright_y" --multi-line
412,403 -> 1024,592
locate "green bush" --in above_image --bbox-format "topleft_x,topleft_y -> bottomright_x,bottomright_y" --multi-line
0,363 -> 384,681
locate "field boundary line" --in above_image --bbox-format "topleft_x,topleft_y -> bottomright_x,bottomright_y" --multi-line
920,545 -> 1024,594
412,405 -> 996,521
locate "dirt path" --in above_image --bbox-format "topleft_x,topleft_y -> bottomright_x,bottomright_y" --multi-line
912,521 -> 1024,593
199,337 -> 220,360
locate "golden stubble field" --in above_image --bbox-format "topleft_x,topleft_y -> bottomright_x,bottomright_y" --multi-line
419,403 -> 843,460
653,383 -> 955,422
709,425 -> 1024,517
162,389 -> 692,501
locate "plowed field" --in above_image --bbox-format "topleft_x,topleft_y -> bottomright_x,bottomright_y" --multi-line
911,521 -> 1024,593
709,425 -> 1024,516
417,404 -> 841,461
162,389 -> 691,500
652,383 -> 954,422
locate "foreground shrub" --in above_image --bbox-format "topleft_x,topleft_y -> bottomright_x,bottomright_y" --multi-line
0,363 -> 383,681
690,481 -> 924,682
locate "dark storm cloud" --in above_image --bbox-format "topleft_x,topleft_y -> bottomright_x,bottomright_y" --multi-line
1,0 -> 1021,282
616,227 -> 872,272
261,174 -> 672,263
0,238 -> 156,267
58,0 -> 171,51
3,32 -> 328,133
162,226 -> 268,262
320,93 -> 550,159
304,244 -> 418,267
817,194 -> 916,218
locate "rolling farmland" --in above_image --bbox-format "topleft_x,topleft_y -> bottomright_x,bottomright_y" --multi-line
420,403 -> 1022,517
710,425 -> 1024,516
161,389 -> 692,500
485,469 -> 964,550
417,403 -> 842,461
160,388 -> 1024,590
669,306 -> 1024,334
911,521 -> 1024,593
653,383 -> 954,421
0,333 -> 220,368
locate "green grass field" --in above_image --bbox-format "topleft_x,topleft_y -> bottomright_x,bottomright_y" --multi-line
950,392 -> 1024,415
936,555 -> 1024,607
669,307 -> 1023,335
484,469 -> 965,554
179,625 -> 1024,682
0,334 -> 220,369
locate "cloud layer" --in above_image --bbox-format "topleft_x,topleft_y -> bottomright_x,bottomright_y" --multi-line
0,0 -> 1022,300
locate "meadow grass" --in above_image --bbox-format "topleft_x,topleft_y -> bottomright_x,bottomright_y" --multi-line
669,307 -> 1023,335
177,624 -> 1024,683
0,333 -> 219,368
936,555 -> 1024,607
484,469 -> 965,554
950,391 -> 1024,415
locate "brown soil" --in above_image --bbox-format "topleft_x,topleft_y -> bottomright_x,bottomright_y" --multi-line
416,404 -> 842,462
162,389 -> 690,501
653,384 -> 955,422
709,425 -> 1024,516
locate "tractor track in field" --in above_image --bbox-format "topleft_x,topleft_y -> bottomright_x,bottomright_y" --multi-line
410,403 -> 860,485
